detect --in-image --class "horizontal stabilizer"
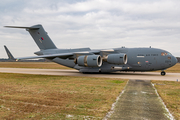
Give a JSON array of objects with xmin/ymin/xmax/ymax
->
[
  {"xmin": 4, "ymin": 24, "xmax": 57, "ymax": 50},
  {"xmin": 4, "ymin": 26, "xmax": 39, "ymax": 30}
]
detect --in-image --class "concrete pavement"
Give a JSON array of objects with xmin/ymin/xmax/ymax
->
[
  {"xmin": 0, "ymin": 68, "xmax": 180, "ymax": 81},
  {"xmin": 107, "ymin": 80, "xmax": 171, "ymax": 120}
]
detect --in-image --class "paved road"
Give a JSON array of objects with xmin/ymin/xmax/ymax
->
[
  {"xmin": 108, "ymin": 80, "xmax": 170, "ymax": 120},
  {"xmin": 0, "ymin": 68, "xmax": 180, "ymax": 81}
]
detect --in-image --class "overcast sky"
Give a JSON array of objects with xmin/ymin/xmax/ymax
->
[{"xmin": 1, "ymin": 0, "xmax": 180, "ymax": 58}]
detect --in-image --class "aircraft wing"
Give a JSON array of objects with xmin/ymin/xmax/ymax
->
[
  {"xmin": 16, "ymin": 53, "xmax": 73, "ymax": 60},
  {"xmin": 16, "ymin": 50, "xmax": 100, "ymax": 61}
]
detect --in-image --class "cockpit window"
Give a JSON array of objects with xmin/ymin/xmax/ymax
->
[
  {"xmin": 161, "ymin": 52, "xmax": 172, "ymax": 56},
  {"xmin": 161, "ymin": 52, "xmax": 165, "ymax": 56},
  {"xmin": 168, "ymin": 53, "xmax": 172, "ymax": 55}
]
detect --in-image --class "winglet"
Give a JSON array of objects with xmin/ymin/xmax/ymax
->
[{"xmin": 4, "ymin": 45, "xmax": 15, "ymax": 60}]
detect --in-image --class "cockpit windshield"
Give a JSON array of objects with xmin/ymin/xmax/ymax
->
[
  {"xmin": 168, "ymin": 52, "xmax": 172, "ymax": 55},
  {"xmin": 161, "ymin": 52, "xmax": 172, "ymax": 56}
]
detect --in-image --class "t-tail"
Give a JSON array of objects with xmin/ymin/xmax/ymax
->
[
  {"xmin": 4, "ymin": 45, "xmax": 15, "ymax": 60},
  {"xmin": 4, "ymin": 24, "xmax": 57, "ymax": 50}
]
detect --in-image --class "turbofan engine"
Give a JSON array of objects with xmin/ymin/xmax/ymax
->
[
  {"xmin": 104, "ymin": 53, "xmax": 127, "ymax": 64},
  {"xmin": 75, "ymin": 55, "xmax": 102, "ymax": 67}
]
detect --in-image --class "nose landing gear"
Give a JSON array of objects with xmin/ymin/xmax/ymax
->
[{"xmin": 161, "ymin": 71, "xmax": 166, "ymax": 76}]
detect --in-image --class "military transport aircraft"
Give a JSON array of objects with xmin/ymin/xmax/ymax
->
[{"xmin": 4, "ymin": 24, "xmax": 177, "ymax": 75}]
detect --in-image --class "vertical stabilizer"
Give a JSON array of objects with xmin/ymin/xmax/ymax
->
[
  {"xmin": 27, "ymin": 24, "xmax": 57, "ymax": 50},
  {"xmin": 4, "ymin": 45, "xmax": 15, "ymax": 60},
  {"xmin": 5, "ymin": 24, "xmax": 57, "ymax": 50}
]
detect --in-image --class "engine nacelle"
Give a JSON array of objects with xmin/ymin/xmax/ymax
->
[
  {"xmin": 105, "ymin": 53, "xmax": 127, "ymax": 65},
  {"xmin": 77, "ymin": 55, "xmax": 102, "ymax": 67}
]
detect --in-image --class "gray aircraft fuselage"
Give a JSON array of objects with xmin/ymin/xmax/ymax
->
[
  {"xmin": 36, "ymin": 47, "xmax": 177, "ymax": 73},
  {"xmin": 4, "ymin": 24, "xmax": 177, "ymax": 75}
]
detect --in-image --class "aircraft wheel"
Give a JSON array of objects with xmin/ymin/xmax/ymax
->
[{"xmin": 161, "ymin": 71, "xmax": 166, "ymax": 76}]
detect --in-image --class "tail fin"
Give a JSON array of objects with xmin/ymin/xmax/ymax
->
[
  {"xmin": 5, "ymin": 24, "xmax": 57, "ymax": 50},
  {"xmin": 4, "ymin": 45, "xmax": 15, "ymax": 60}
]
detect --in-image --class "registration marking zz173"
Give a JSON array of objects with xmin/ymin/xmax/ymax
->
[{"xmin": 39, "ymin": 39, "xmax": 42, "ymax": 43}]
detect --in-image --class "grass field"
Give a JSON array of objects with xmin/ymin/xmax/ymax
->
[
  {"xmin": 0, "ymin": 62, "xmax": 180, "ymax": 119},
  {"xmin": 152, "ymin": 81, "xmax": 180, "ymax": 120},
  {"xmin": 164, "ymin": 63, "xmax": 180, "ymax": 73},
  {"xmin": 0, "ymin": 73, "xmax": 127, "ymax": 119}
]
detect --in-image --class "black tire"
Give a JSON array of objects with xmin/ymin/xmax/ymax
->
[{"xmin": 161, "ymin": 71, "xmax": 166, "ymax": 76}]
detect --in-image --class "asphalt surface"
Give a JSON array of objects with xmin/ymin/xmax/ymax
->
[
  {"xmin": 0, "ymin": 68, "xmax": 180, "ymax": 81},
  {"xmin": 108, "ymin": 80, "xmax": 170, "ymax": 120}
]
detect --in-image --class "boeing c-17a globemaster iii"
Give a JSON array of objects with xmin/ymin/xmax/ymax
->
[{"xmin": 4, "ymin": 24, "xmax": 177, "ymax": 75}]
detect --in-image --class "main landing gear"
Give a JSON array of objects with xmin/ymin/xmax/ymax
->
[{"xmin": 161, "ymin": 71, "xmax": 166, "ymax": 76}]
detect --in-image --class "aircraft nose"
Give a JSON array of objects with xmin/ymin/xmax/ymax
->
[{"xmin": 172, "ymin": 56, "xmax": 177, "ymax": 66}]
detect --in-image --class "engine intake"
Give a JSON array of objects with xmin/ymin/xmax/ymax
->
[
  {"xmin": 76, "ymin": 55, "xmax": 102, "ymax": 67},
  {"xmin": 104, "ymin": 53, "xmax": 127, "ymax": 65}
]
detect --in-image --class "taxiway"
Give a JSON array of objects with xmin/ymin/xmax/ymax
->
[{"xmin": 0, "ymin": 68, "xmax": 179, "ymax": 81}]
